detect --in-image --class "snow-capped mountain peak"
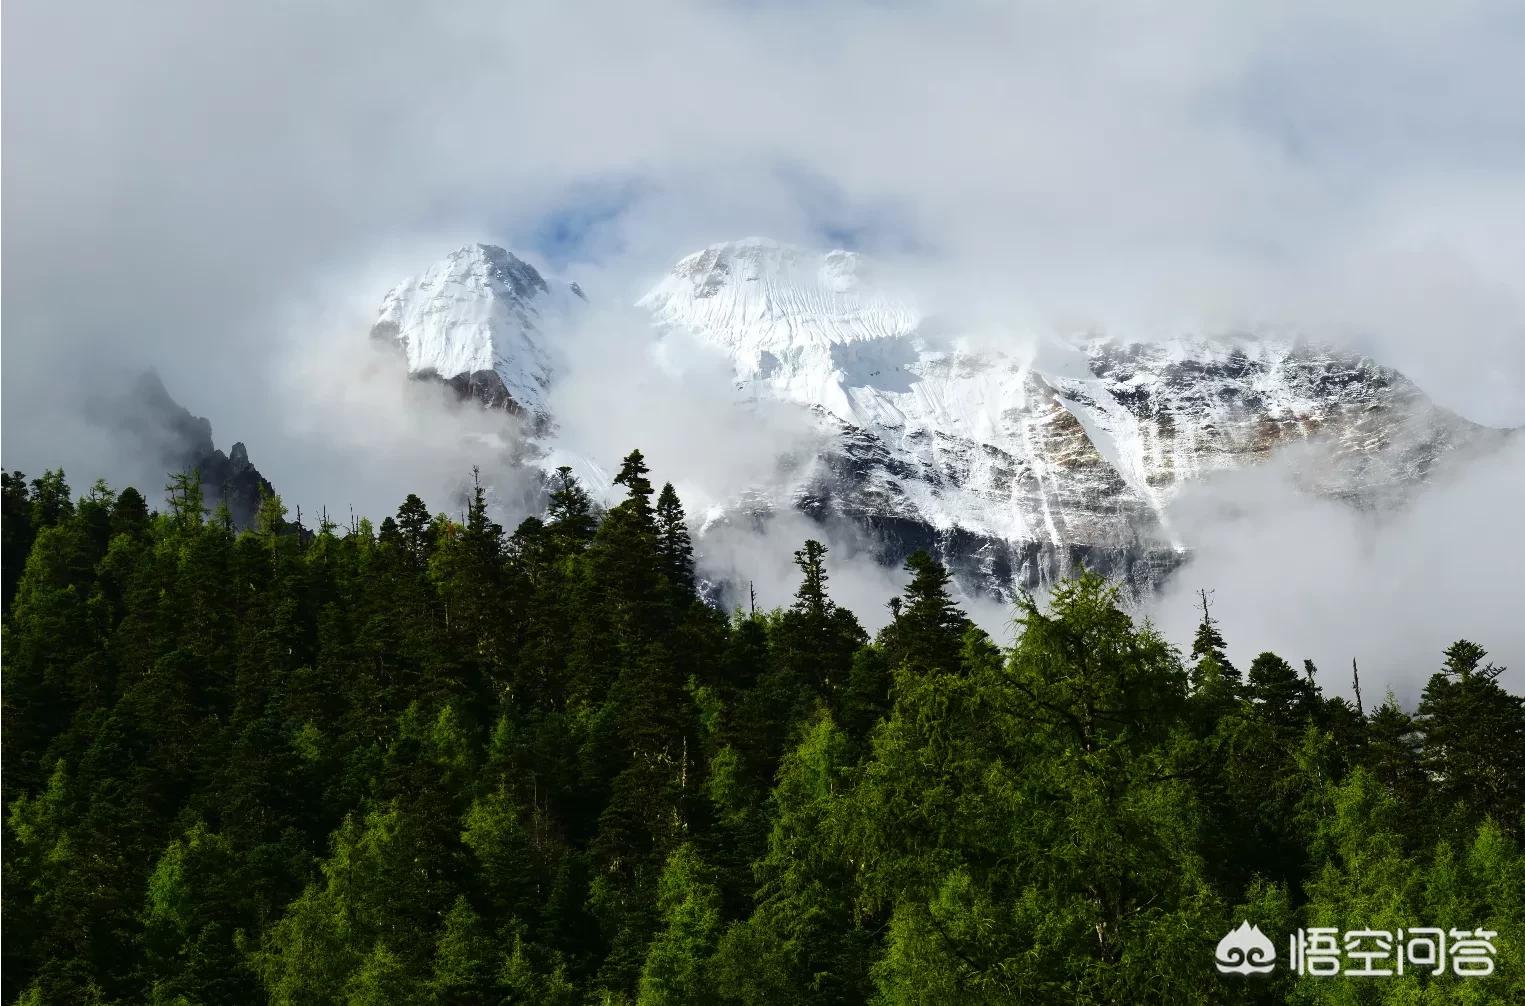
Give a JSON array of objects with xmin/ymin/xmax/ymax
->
[
  {"xmin": 371, "ymin": 243, "xmax": 581, "ymax": 419},
  {"xmin": 373, "ymin": 238, "xmax": 1507, "ymax": 600}
]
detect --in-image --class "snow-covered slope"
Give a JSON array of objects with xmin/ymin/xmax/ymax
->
[
  {"xmin": 371, "ymin": 244, "xmax": 583, "ymax": 422},
  {"xmin": 376, "ymin": 238, "xmax": 1506, "ymax": 599}
]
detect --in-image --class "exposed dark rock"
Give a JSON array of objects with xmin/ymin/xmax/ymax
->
[{"xmin": 100, "ymin": 371, "xmax": 276, "ymax": 528}]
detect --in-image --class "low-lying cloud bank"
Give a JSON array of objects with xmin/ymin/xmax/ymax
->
[{"xmin": 1149, "ymin": 435, "xmax": 1525, "ymax": 702}]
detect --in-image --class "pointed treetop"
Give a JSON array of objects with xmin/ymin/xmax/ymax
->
[
  {"xmin": 1442, "ymin": 640, "xmax": 1494, "ymax": 680},
  {"xmin": 655, "ymin": 482, "xmax": 695, "ymax": 592},
  {"xmin": 791, "ymin": 539, "xmax": 832, "ymax": 620},
  {"xmin": 881, "ymin": 550, "xmax": 970, "ymax": 676},
  {"xmin": 901, "ymin": 551, "xmax": 959, "ymax": 625},
  {"xmin": 547, "ymin": 465, "xmax": 596, "ymax": 545},
  {"xmin": 465, "ymin": 467, "xmax": 501, "ymax": 540},
  {"xmin": 395, "ymin": 493, "xmax": 435, "ymax": 564},
  {"xmin": 1190, "ymin": 588, "xmax": 1237, "ymax": 681}
]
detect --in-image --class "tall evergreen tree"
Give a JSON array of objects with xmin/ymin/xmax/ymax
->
[
  {"xmin": 1246, "ymin": 650, "xmax": 1316, "ymax": 733},
  {"xmin": 164, "ymin": 470, "xmax": 206, "ymax": 531},
  {"xmin": 654, "ymin": 483, "xmax": 695, "ymax": 594},
  {"xmin": 1417, "ymin": 640, "xmax": 1525, "ymax": 837},
  {"xmin": 3, "ymin": 470, "xmax": 36, "ymax": 611},
  {"xmin": 774, "ymin": 540, "xmax": 867, "ymax": 703},
  {"xmin": 1189, "ymin": 587, "xmax": 1238, "ymax": 687},
  {"xmin": 546, "ymin": 466, "xmax": 596, "ymax": 551},
  {"xmin": 877, "ymin": 550, "xmax": 968, "ymax": 678},
  {"xmin": 395, "ymin": 493, "xmax": 435, "ymax": 566}
]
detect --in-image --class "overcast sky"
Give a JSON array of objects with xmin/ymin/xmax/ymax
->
[{"xmin": 4, "ymin": 1, "xmax": 1523, "ymax": 693}]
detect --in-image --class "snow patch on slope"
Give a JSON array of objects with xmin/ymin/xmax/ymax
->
[{"xmin": 372, "ymin": 244, "xmax": 582, "ymax": 418}]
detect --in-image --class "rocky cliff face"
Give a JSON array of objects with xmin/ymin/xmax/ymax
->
[
  {"xmin": 98, "ymin": 371, "xmax": 276, "ymax": 528},
  {"xmin": 373, "ymin": 239, "xmax": 1509, "ymax": 599}
]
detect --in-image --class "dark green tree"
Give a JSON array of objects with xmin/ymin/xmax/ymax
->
[
  {"xmin": 1417, "ymin": 640, "xmax": 1525, "ymax": 837},
  {"xmin": 654, "ymin": 483, "xmax": 695, "ymax": 594},
  {"xmin": 877, "ymin": 550, "xmax": 969, "ymax": 679}
]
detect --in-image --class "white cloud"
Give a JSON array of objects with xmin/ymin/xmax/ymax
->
[{"xmin": 1147, "ymin": 436, "xmax": 1525, "ymax": 700}]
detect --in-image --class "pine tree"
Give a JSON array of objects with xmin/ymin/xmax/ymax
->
[
  {"xmin": 586, "ymin": 449, "xmax": 667, "ymax": 640},
  {"xmin": 546, "ymin": 466, "xmax": 596, "ymax": 551},
  {"xmin": 428, "ymin": 896, "xmax": 498, "ymax": 1003},
  {"xmin": 877, "ymin": 550, "xmax": 968, "ymax": 678},
  {"xmin": 2, "ymin": 470, "xmax": 36, "ymax": 611},
  {"xmin": 654, "ymin": 483, "xmax": 695, "ymax": 594},
  {"xmin": 110, "ymin": 487, "xmax": 151, "ymax": 540},
  {"xmin": 791, "ymin": 540, "xmax": 831, "ymax": 620},
  {"xmin": 852, "ymin": 574, "xmax": 1220, "ymax": 1002},
  {"xmin": 636, "ymin": 844, "xmax": 722, "ymax": 1005},
  {"xmin": 1246, "ymin": 650, "xmax": 1316, "ymax": 733},
  {"xmin": 254, "ymin": 487, "xmax": 288, "ymax": 538},
  {"xmin": 1189, "ymin": 588, "xmax": 1237, "ymax": 686},
  {"xmin": 28, "ymin": 469, "xmax": 74, "ymax": 530},
  {"xmin": 8, "ymin": 465, "xmax": 1525, "ymax": 1004},
  {"xmin": 1417, "ymin": 640, "xmax": 1525, "ymax": 837},
  {"xmin": 613, "ymin": 450, "xmax": 655, "ymax": 516},
  {"xmin": 772, "ymin": 540, "xmax": 867, "ymax": 704},
  {"xmin": 395, "ymin": 493, "xmax": 435, "ymax": 566},
  {"xmin": 712, "ymin": 715, "xmax": 873, "ymax": 1004},
  {"xmin": 1363, "ymin": 696, "xmax": 1427, "ymax": 835}
]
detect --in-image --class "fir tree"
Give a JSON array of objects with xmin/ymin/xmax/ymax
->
[
  {"xmin": 395, "ymin": 493, "xmax": 435, "ymax": 566},
  {"xmin": 1246, "ymin": 650, "xmax": 1316, "ymax": 733},
  {"xmin": 1417, "ymin": 640, "xmax": 1525, "ymax": 837},
  {"xmin": 877, "ymin": 550, "xmax": 968, "ymax": 678},
  {"xmin": 1189, "ymin": 587, "xmax": 1237, "ymax": 685},
  {"xmin": 654, "ymin": 483, "xmax": 695, "ymax": 594},
  {"xmin": 547, "ymin": 466, "xmax": 596, "ymax": 550}
]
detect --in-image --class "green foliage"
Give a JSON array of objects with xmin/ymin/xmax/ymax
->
[
  {"xmin": 4, "ymin": 459, "xmax": 1524, "ymax": 1004},
  {"xmin": 637, "ymin": 844, "xmax": 724, "ymax": 1005}
]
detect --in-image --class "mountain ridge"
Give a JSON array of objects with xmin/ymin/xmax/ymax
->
[{"xmin": 371, "ymin": 239, "xmax": 1510, "ymax": 598}]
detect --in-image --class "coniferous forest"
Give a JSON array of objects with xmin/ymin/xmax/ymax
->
[{"xmin": 4, "ymin": 452, "xmax": 1524, "ymax": 1005}]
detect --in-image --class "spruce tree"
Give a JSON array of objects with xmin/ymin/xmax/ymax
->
[
  {"xmin": 877, "ymin": 550, "xmax": 968, "ymax": 678},
  {"xmin": 1189, "ymin": 587, "xmax": 1237, "ymax": 686},
  {"xmin": 1246, "ymin": 650, "xmax": 1316, "ymax": 733},
  {"xmin": 1417, "ymin": 640, "xmax": 1525, "ymax": 837},
  {"xmin": 772, "ymin": 540, "xmax": 867, "ymax": 704},
  {"xmin": 654, "ymin": 483, "xmax": 695, "ymax": 594},
  {"xmin": 395, "ymin": 493, "xmax": 435, "ymax": 566},
  {"xmin": 546, "ymin": 466, "xmax": 596, "ymax": 551}
]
